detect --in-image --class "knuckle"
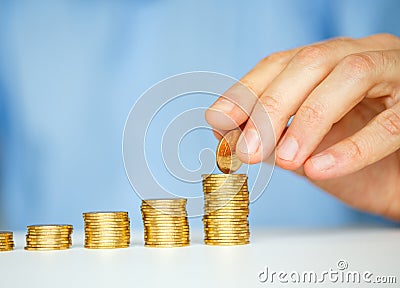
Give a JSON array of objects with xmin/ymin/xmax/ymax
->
[
  {"xmin": 330, "ymin": 36, "xmax": 353, "ymax": 43},
  {"xmin": 344, "ymin": 137, "xmax": 368, "ymax": 161},
  {"xmin": 240, "ymin": 77, "xmax": 258, "ymax": 95},
  {"xmin": 377, "ymin": 33, "xmax": 400, "ymax": 46},
  {"xmin": 376, "ymin": 109, "xmax": 400, "ymax": 136},
  {"xmin": 297, "ymin": 102, "xmax": 326, "ymax": 126},
  {"xmin": 258, "ymin": 95, "xmax": 282, "ymax": 117},
  {"xmin": 340, "ymin": 53, "xmax": 377, "ymax": 79},
  {"xmin": 259, "ymin": 51, "xmax": 290, "ymax": 66},
  {"xmin": 292, "ymin": 45, "xmax": 330, "ymax": 67}
]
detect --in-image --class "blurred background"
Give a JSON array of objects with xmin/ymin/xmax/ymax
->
[{"xmin": 0, "ymin": 0, "xmax": 399, "ymax": 230}]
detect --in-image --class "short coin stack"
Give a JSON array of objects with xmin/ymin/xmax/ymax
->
[
  {"xmin": 202, "ymin": 174, "xmax": 250, "ymax": 245},
  {"xmin": 83, "ymin": 211, "xmax": 130, "ymax": 249},
  {"xmin": 25, "ymin": 225, "xmax": 73, "ymax": 251},
  {"xmin": 0, "ymin": 231, "xmax": 14, "ymax": 251},
  {"xmin": 141, "ymin": 199, "xmax": 190, "ymax": 247}
]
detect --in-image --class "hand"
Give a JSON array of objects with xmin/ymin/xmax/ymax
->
[{"xmin": 206, "ymin": 33, "xmax": 400, "ymax": 221}]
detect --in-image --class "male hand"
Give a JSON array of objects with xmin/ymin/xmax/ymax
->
[{"xmin": 206, "ymin": 34, "xmax": 400, "ymax": 220}]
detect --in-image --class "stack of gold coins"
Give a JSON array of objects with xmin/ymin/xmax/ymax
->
[
  {"xmin": 141, "ymin": 199, "xmax": 190, "ymax": 247},
  {"xmin": 25, "ymin": 225, "xmax": 73, "ymax": 251},
  {"xmin": 83, "ymin": 211, "xmax": 130, "ymax": 249},
  {"xmin": 0, "ymin": 231, "xmax": 14, "ymax": 251},
  {"xmin": 202, "ymin": 174, "xmax": 250, "ymax": 245}
]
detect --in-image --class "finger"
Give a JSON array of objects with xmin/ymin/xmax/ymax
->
[
  {"xmin": 235, "ymin": 38, "xmax": 359, "ymax": 162},
  {"xmin": 304, "ymin": 101, "xmax": 400, "ymax": 179},
  {"xmin": 277, "ymin": 49, "xmax": 400, "ymax": 169},
  {"xmin": 205, "ymin": 49, "xmax": 299, "ymax": 130},
  {"xmin": 235, "ymin": 34, "xmax": 400, "ymax": 163},
  {"xmin": 211, "ymin": 122, "xmax": 247, "ymax": 141}
]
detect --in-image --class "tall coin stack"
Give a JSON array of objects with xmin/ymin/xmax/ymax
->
[
  {"xmin": 0, "ymin": 231, "xmax": 14, "ymax": 251},
  {"xmin": 141, "ymin": 199, "xmax": 190, "ymax": 247},
  {"xmin": 202, "ymin": 174, "xmax": 250, "ymax": 245},
  {"xmin": 25, "ymin": 225, "xmax": 73, "ymax": 251},
  {"xmin": 83, "ymin": 211, "xmax": 130, "ymax": 249}
]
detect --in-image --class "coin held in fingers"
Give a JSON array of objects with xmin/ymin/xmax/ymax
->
[{"xmin": 216, "ymin": 129, "xmax": 243, "ymax": 174}]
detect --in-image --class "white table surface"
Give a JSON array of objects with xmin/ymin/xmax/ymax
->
[{"xmin": 0, "ymin": 228, "xmax": 399, "ymax": 288}]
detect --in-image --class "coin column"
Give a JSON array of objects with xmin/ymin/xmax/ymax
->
[
  {"xmin": 0, "ymin": 231, "xmax": 14, "ymax": 251},
  {"xmin": 141, "ymin": 199, "xmax": 190, "ymax": 247},
  {"xmin": 202, "ymin": 174, "xmax": 250, "ymax": 245},
  {"xmin": 83, "ymin": 212, "xmax": 131, "ymax": 249},
  {"xmin": 25, "ymin": 225, "xmax": 73, "ymax": 251}
]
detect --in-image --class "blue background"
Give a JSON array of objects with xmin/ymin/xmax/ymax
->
[{"xmin": 0, "ymin": 0, "xmax": 399, "ymax": 230}]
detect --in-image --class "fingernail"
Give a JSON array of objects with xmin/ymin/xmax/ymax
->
[
  {"xmin": 211, "ymin": 99, "xmax": 235, "ymax": 113},
  {"xmin": 277, "ymin": 136, "xmax": 298, "ymax": 161},
  {"xmin": 238, "ymin": 129, "xmax": 260, "ymax": 155},
  {"xmin": 310, "ymin": 153, "xmax": 335, "ymax": 171}
]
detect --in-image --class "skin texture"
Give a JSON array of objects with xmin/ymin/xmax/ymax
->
[{"xmin": 206, "ymin": 34, "xmax": 400, "ymax": 221}]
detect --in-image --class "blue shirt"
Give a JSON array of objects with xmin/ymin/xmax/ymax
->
[{"xmin": 0, "ymin": 0, "xmax": 399, "ymax": 229}]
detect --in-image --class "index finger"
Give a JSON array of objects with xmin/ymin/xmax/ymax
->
[{"xmin": 205, "ymin": 49, "xmax": 299, "ymax": 131}]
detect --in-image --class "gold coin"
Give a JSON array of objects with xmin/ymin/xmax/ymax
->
[
  {"xmin": 204, "ymin": 236, "xmax": 249, "ymax": 240},
  {"xmin": 204, "ymin": 191, "xmax": 247, "ymax": 195},
  {"xmin": 204, "ymin": 231, "xmax": 249, "ymax": 235},
  {"xmin": 141, "ymin": 216, "xmax": 186, "ymax": 220},
  {"xmin": 84, "ymin": 225, "xmax": 130, "ymax": 229},
  {"xmin": 144, "ymin": 231, "xmax": 189, "ymax": 235},
  {"xmin": 204, "ymin": 237, "xmax": 249, "ymax": 241},
  {"xmin": 26, "ymin": 243, "xmax": 72, "ymax": 247},
  {"xmin": 144, "ymin": 240, "xmax": 189, "ymax": 245},
  {"xmin": 144, "ymin": 227, "xmax": 188, "ymax": 231},
  {"xmin": 204, "ymin": 202, "xmax": 249, "ymax": 207},
  {"xmin": 84, "ymin": 239, "xmax": 130, "ymax": 242},
  {"xmin": 84, "ymin": 240, "xmax": 130, "ymax": 243},
  {"xmin": 204, "ymin": 210, "xmax": 249, "ymax": 215},
  {"xmin": 83, "ymin": 211, "xmax": 128, "ymax": 215},
  {"xmin": 204, "ymin": 205, "xmax": 249, "ymax": 209},
  {"xmin": 142, "ymin": 199, "xmax": 187, "ymax": 207},
  {"xmin": 202, "ymin": 178, "xmax": 247, "ymax": 182},
  {"xmin": 203, "ymin": 184, "xmax": 246, "ymax": 187},
  {"xmin": 204, "ymin": 234, "xmax": 250, "ymax": 242},
  {"xmin": 145, "ymin": 237, "xmax": 189, "ymax": 242},
  {"xmin": 204, "ymin": 241, "xmax": 249, "ymax": 246},
  {"xmin": 144, "ymin": 231, "xmax": 189, "ymax": 236},
  {"xmin": 203, "ymin": 180, "xmax": 247, "ymax": 184},
  {"xmin": 143, "ymin": 225, "xmax": 188, "ymax": 229},
  {"xmin": 204, "ymin": 223, "xmax": 248, "ymax": 227},
  {"xmin": 25, "ymin": 247, "xmax": 70, "ymax": 251},
  {"xmin": 142, "ymin": 218, "xmax": 188, "ymax": 222},
  {"xmin": 144, "ymin": 243, "xmax": 189, "ymax": 248},
  {"xmin": 85, "ymin": 233, "xmax": 130, "ymax": 237},
  {"xmin": 27, "ymin": 224, "xmax": 72, "ymax": 229},
  {"xmin": 203, "ymin": 213, "xmax": 248, "ymax": 217},
  {"xmin": 216, "ymin": 130, "xmax": 243, "ymax": 174},
  {"xmin": 202, "ymin": 173, "xmax": 247, "ymax": 178},
  {"xmin": 145, "ymin": 234, "xmax": 189, "ymax": 238},
  {"xmin": 84, "ymin": 246, "xmax": 129, "ymax": 249},
  {"xmin": 84, "ymin": 220, "xmax": 129, "ymax": 224},
  {"xmin": 204, "ymin": 229, "xmax": 249, "ymax": 234},
  {"xmin": 27, "ymin": 230, "xmax": 72, "ymax": 234},
  {"xmin": 85, "ymin": 240, "xmax": 129, "ymax": 243},
  {"xmin": 85, "ymin": 235, "xmax": 130, "ymax": 239}
]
